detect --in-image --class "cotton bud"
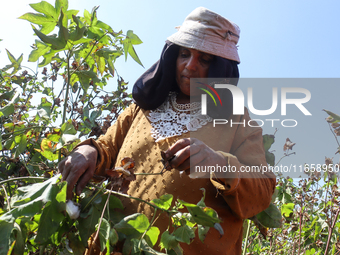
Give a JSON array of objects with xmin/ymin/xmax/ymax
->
[{"xmin": 66, "ymin": 200, "xmax": 81, "ymax": 220}]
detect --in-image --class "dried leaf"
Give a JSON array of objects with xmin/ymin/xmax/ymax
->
[
  {"xmin": 106, "ymin": 157, "xmax": 136, "ymax": 194},
  {"xmin": 283, "ymin": 138, "xmax": 295, "ymax": 152}
]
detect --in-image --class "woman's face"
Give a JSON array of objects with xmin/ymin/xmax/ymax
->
[{"xmin": 176, "ymin": 47, "xmax": 213, "ymax": 97}]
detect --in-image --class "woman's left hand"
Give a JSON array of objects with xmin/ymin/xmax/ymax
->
[{"xmin": 164, "ymin": 138, "xmax": 227, "ymax": 178}]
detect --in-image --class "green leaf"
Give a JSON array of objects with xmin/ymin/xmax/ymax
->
[
  {"xmin": 18, "ymin": 13, "xmax": 54, "ymax": 25},
  {"xmin": 31, "ymin": 24, "xmax": 66, "ymax": 50},
  {"xmin": 78, "ymin": 205, "xmax": 102, "ymax": 247},
  {"xmin": 106, "ymin": 56, "xmax": 115, "ymax": 77},
  {"xmin": 37, "ymin": 97, "xmax": 52, "ymax": 118},
  {"xmin": 38, "ymin": 49, "xmax": 59, "ymax": 67},
  {"xmin": 128, "ymin": 44, "xmax": 143, "ymax": 67},
  {"xmin": 12, "ymin": 222, "xmax": 25, "ymax": 255},
  {"xmin": 29, "ymin": 40, "xmax": 51, "ymax": 62},
  {"xmin": 87, "ymin": 6, "xmax": 97, "ymax": 26},
  {"xmin": 145, "ymin": 226, "xmax": 160, "ymax": 247},
  {"xmin": 159, "ymin": 231, "xmax": 178, "ymax": 250},
  {"xmin": 83, "ymin": 9, "xmax": 91, "ymax": 24},
  {"xmin": 263, "ymin": 134, "xmax": 275, "ymax": 151},
  {"xmin": 30, "ymin": 1, "xmax": 58, "ymax": 19},
  {"xmin": 256, "ymin": 203, "xmax": 282, "ymax": 228},
  {"xmin": 98, "ymin": 218, "xmax": 110, "ymax": 252},
  {"xmin": 265, "ymin": 151, "xmax": 275, "ymax": 166},
  {"xmin": 197, "ymin": 225, "xmax": 209, "ymax": 243},
  {"xmin": 94, "ymin": 55, "xmax": 106, "ymax": 75},
  {"xmin": 5, "ymin": 50, "xmax": 23, "ymax": 74},
  {"xmin": 60, "ymin": 119, "xmax": 77, "ymax": 135},
  {"xmin": 263, "ymin": 134, "xmax": 275, "ymax": 166},
  {"xmin": 151, "ymin": 194, "xmax": 173, "ymax": 210},
  {"xmin": 127, "ymin": 30, "xmax": 143, "ymax": 45},
  {"xmin": 281, "ymin": 203, "xmax": 295, "ymax": 218},
  {"xmin": 58, "ymin": 9, "xmax": 69, "ymax": 41},
  {"xmin": 41, "ymin": 22, "xmax": 57, "ymax": 34},
  {"xmin": 95, "ymin": 20, "xmax": 113, "ymax": 33},
  {"xmin": 114, "ymin": 213, "xmax": 149, "ymax": 237},
  {"xmin": 196, "ymin": 188, "xmax": 207, "ymax": 207},
  {"xmin": 0, "ymin": 103, "xmax": 14, "ymax": 117},
  {"xmin": 178, "ymin": 200, "xmax": 221, "ymax": 227},
  {"xmin": 69, "ymin": 15, "xmax": 85, "ymax": 41},
  {"xmin": 90, "ymin": 109, "xmax": 102, "ymax": 122},
  {"xmin": 324, "ymin": 109, "xmax": 340, "ymax": 122},
  {"xmin": 109, "ymin": 228, "xmax": 118, "ymax": 246},
  {"xmin": 173, "ymin": 225, "xmax": 195, "ymax": 244},
  {"xmin": 74, "ymin": 70, "xmax": 100, "ymax": 92},
  {"xmin": 35, "ymin": 182, "xmax": 67, "ymax": 244},
  {"xmin": 14, "ymin": 134, "xmax": 27, "ymax": 158},
  {"xmin": 65, "ymin": 10, "xmax": 79, "ymax": 20},
  {"xmin": 0, "ymin": 89, "xmax": 16, "ymax": 101},
  {"xmin": 11, "ymin": 175, "xmax": 61, "ymax": 207},
  {"xmin": 68, "ymin": 232, "xmax": 86, "ymax": 255},
  {"xmin": 102, "ymin": 193, "xmax": 124, "ymax": 211},
  {"xmin": 56, "ymin": 134, "xmax": 79, "ymax": 150},
  {"xmin": 0, "ymin": 220, "xmax": 15, "ymax": 255},
  {"xmin": 168, "ymin": 245, "xmax": 183, "ymax": 255},
  {"xmin": 139, "ymin": 239, "xmax": 167, "ymax": 255},
  {"xmin": 122, "ymin": 238, "xmax": 138, "ymax": 255},
  {"xmin": 55, "ymin": 0, "xmax": 68, "ymax": 13}
]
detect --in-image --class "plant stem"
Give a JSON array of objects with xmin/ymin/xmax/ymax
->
[
  {"xmin": 242, "ymin": 219, "xmax": 251, "ymax": 255},
  {"xmin": 0, "ymin": 176, "xmax": 47, "ymax": 186},
  {"xmin": 275, "ymin": 152, "xmax": 296, "ymax": 167},
  {"xmin": 138, "ymin": 208, "xmax": 158, "ymax": 250},
  {"xmin": 324, "ymin": 207, "xmax": 340, "ymax": 255},
  {"xmin": 88, "ymin": 184, "xmax": 177, "ymax": 214},
  {"xmin": 88, "ymin": 186, "xmax": 113, "ymax": 255},
  {"xmin": 39, "ymin": 244, "xmax": 46, "ymax": 255},
  {"xmin": 62, "ymin": 53, "xmax": 72, "ymax": 126},
  {"xmin": 1, "ymin": 185, "xmax": 11, "ymax": 210},
  {"xmin": 59, "ymin": 52, "xmax": 72, "ymax": 162},
  {"xmin": 328, "ymin": 123, "xmax": 340, "ymax": 148},
  {"xmin": 81, "ymin": 184, "xmax": 106, "ymax": 212},
  {"xmin": 297, "ymin": 194, "xmax": 304, "ymax": 255}
]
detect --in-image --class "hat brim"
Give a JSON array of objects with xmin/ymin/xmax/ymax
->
[{"xmin": 167, "ymin": 30, "xmax": 240, "ymax": 63}]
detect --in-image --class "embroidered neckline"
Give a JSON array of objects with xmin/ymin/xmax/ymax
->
[{"xmin": 147, "ymin": 93, "xmax": 213, "ymax": 142}]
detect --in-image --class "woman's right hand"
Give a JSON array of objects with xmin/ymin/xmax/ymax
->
[{"xmin": 58, "ymin": 145, "xmax": 98, "ymax": 199}]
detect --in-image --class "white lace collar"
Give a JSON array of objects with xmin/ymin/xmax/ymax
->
[{"xmin": 147, "ymin": 93, "xmax": 213, "ymax": 142}]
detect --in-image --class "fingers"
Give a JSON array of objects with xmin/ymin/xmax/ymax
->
[
  {"xmin": 165, "ymin": 138, "xmax": 192, "ymax": 159},
  {"xmin": 58, "ymin": 145, "xmax": 98, "ymax": 199},
  {"xmin": 75, "ymin": 160, "xmax": 97, "ymax": 196},
  {"xmin": 165, "ymin": 138, "xmax": 227, "ymax": 178},
  {"xmin": 165, "ymin": 138, "xmax": 202, "ymax": 172}
]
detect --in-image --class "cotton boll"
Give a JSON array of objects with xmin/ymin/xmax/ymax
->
[{"xmin": 66, "ymin": 200, "xmax": 80, "ymax": 220}]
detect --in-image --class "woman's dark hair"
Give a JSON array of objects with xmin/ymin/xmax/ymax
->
[{"xmin": 132, "ymin": 41, "xmax": 239, "ymax": 119}]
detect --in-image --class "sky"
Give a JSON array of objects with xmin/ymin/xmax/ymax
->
[{"xmin": 1, "ymin": 0, "xmax": 339, "ymax": 177}]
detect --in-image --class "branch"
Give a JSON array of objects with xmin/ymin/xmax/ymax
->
[
  {"xmin": 324, "ymin": 207, "xmax": 340, "ymax": 255},
  {"xmin": 298, "ymin": 194, "xmax": 304, "ymax": 255},
  {"xmin": 87, "ymin": 183, "xmax": 177, "ymax": 214},
  {"xmin": 0, "ymin": 176, "xmax": 47, "ymax": 186}
]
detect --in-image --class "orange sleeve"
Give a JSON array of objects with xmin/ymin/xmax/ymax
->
[
  {"xmin": 210, "ymin": 109, "xmax": 277, "ymax": 219},
  {"xmin": 75, "ymin": 104, "xmax": 140, "ymax": 177}
]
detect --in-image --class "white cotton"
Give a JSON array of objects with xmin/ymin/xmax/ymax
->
[{"xmin": 66, "ymin": 200, "xmax": 80, "ymax": 220}]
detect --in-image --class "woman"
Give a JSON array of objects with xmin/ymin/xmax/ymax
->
[{"xmin": 59, "ymin": 7, "xmax": 276, "ymax": 254}]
